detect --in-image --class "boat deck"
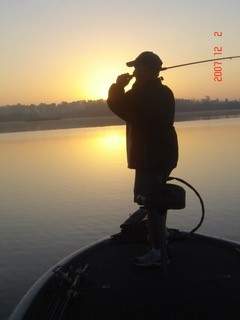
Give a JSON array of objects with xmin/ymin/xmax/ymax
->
[
  {"xmin": 15, "ymin": 230, "xmax": 240, "ymax": 320},
  {"xmin": 65, "ymin": 232, "xmax": 240, "ymax": 319}
]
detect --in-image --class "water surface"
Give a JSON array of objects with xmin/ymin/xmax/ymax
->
[{"xmin": 1, "ymin": 117, "xmax": 240, "ymax": 319}]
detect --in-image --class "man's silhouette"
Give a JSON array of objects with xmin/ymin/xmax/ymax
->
[{"xmin": 107, "ymin": 51, "xmax": 178, "ymax": 266}]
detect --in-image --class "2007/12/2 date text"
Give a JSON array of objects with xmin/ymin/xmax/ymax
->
[{"xmin": 213, "ymin": 32, "xmax": 223, "ymax": 81}]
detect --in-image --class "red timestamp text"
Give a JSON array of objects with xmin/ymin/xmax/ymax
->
[{"xmin": 213, "ymin": 32, "xmax": 223, "ymax": 81}]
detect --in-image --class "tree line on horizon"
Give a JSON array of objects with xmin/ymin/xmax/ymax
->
[{"xmin": 0, "ymin": 97, "xmax": 239, "ymax": 122}]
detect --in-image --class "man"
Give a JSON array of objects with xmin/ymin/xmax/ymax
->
[{"xmin": 107, "ymin": 51, "xmax": 178, "ymax": 267}]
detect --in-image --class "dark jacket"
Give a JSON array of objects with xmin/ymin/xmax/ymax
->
[{"xmin": 107, "ymin": 77, "xmax": 178, "ymax": 170}]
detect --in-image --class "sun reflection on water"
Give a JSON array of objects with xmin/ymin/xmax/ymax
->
[{"xmin": 99, "ymin": 132, "xmax": 125, "ymax": 150}]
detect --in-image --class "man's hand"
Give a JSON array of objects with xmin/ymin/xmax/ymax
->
[{"xmin": 116, "ymin": 73, "xmax": 133, "ymax": 87}]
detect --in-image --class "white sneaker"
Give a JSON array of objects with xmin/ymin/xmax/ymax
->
[{"xmin": 134, "ymin": 249, "xmax": 169, "ymax": 267}]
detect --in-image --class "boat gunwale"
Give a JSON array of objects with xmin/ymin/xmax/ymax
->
[{"xmin": 9, "ymin": 236, "xmax": 110, "ymax": 320}]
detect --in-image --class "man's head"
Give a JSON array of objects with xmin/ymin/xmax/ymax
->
[{"xmin": 126, "ymin": 51, "xmax": 163, "ymax": 82}]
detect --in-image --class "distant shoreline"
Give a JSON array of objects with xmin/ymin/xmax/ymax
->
[{"xmin": 0, "ymin": 109, "xmax": 240, "ymax": 134}]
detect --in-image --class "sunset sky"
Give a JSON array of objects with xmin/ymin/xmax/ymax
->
[{"xmin": 1, "ymin": 0, "xmax": 239, "ymax": 105}]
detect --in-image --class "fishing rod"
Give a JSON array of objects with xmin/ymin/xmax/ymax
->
[
  {"xmin": 160, "ymin": 55, "xmax": 240, "ymax": 71},
  {"xmin": 126, "ymin": 55, "xmax": 240, "ymax": 80}
]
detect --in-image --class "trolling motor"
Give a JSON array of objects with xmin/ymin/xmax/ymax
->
[{"xmin": 111, "ymin": 177, "xmax": 205, "ymax": 243}]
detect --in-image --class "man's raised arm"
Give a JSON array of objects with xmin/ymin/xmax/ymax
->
[{"xmin": 107, "ymin": 73, "xmax": 133, "ymax": 122}]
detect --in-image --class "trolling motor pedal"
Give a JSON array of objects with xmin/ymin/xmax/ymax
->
[{"xmin": 120, "ymin": 206, "xmax": 147, "ymax": 229}]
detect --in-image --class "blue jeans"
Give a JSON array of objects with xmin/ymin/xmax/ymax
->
[{"xmin": 134, "ymin": 168, "xmax": 173, "ymax": 252}]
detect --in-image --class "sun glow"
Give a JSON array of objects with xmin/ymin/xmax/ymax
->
[{"xmin": 78, "ymin": 65, "xmax": 118, "ymax": 100}]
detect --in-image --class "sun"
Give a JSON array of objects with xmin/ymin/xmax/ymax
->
[
  {"xmin": 74, "ymin": 61, "xmax": 134, "ymax": 101},
  {"xmin": 82, "ymin": 67, "xmax": 117, "ymax": 100}
]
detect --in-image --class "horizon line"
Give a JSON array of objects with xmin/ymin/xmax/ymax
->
[{"xmin": 1, "ymin": 96, "xmax": 240, "ymax": 107}]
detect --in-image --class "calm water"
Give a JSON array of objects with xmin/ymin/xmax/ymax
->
[{"xmin": 1, "ymin": 117, "xmax": 240, "ymax": 319}]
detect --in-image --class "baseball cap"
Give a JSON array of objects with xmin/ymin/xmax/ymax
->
[{"xmin": 126, "ymin": 51, "xmax": 163, "ymax": 70}]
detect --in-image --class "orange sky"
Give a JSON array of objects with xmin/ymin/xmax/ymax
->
[{"xmin": 1, "ymin": 0, "xmax": 239, "ymax": 105}]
